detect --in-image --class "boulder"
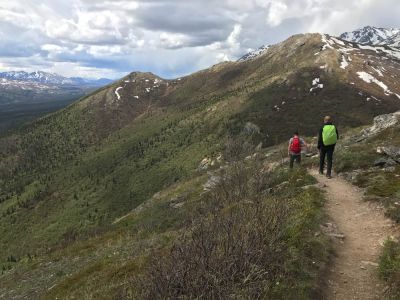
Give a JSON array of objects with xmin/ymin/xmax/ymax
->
[
  {"xmin": 203, "ymin": 174, "xmax": 221, "ymax": 191},
  {"xmin": 199, "ymin": 158, "xmax": 211, "ymax": 170},
  {"xmin": 361, "ymin": 111, "xmax": 400, "ymax": 138},
  {"xmin": 376, "ymin": 146, "xmax": 400, "ymax": 163},
  {"xmin": 374, "ymin": 157, "xmax": 397, "ymax": 167},
  {"xmin": 198, "ymin": 157, "xmax": 217, "ymax": 170}
]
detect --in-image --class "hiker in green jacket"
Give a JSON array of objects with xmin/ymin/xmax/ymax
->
[{"xmin": 318, "ymin": 116, "xmax": 339, "ymax": 179}]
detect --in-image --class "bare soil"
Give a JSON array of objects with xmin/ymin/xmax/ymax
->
[{"xmin": 310, "ymin": 169, "xmax": 398, "ymax": 300}]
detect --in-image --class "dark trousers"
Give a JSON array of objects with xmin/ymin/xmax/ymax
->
[
  {"xmin": 290, "ymin": 154, "xmax": 301, "ymax": 168},
  {"xmin": 319, "ymin": 146, "xmax": 335, "ymax": 176}
]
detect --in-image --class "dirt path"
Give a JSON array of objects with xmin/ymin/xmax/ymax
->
[{"xmin": 310, "ymin": 170, "xmax": 397, "ymax": 300}]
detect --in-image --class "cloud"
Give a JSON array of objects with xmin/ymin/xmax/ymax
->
[{"xmin": 0, "ymin": 0, "xmax": 399, "ymax": 79}]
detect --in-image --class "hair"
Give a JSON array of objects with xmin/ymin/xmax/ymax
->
[
  {"xmin": 294, "ymin": 131, "xmax": 299, "ymax": 135},
  {"xmin": 324, "ymin": 116, "xmax": 332, "ymax": 123}
]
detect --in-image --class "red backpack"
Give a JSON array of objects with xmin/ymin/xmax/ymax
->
[{"xmin": 290, "ymin": 136, "xmax": 301, "ymax": 154}]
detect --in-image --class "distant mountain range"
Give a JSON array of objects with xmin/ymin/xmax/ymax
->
[
  {"xmin": 0, "ymin": 71, "xmax": 113, "ymax": 132},
  {"xmin": 0, "ymin": 70, "xmax": 113, "ymax": 87},
  {"xmin": 340, "ymin": 26, "xmax": 400, "ymax": 47}
]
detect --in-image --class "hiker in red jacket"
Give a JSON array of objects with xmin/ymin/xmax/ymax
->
[{"xmin": 288, "ymin": 131, "xmax": 308, "ymax": 169}]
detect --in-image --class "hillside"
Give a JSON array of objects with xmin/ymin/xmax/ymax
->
[{"xmin": 1, "ymin": 32, "xmax": 400, "ymax": 298}]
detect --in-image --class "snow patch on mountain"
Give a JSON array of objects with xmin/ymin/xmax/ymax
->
[
  {"xmin": 238, "ymin": 45, "xmax": 270, "ymax": 62},
  {"xmin": 340, "ymin": 55, "xmax": 349, "ymax": 69},
  {"xmin": 357, "ymin": 44, "xmax": 400, "ymax": 60},
  {"xmin": 340, "ymin": 26, "xmax": 400, "ymax": 48},
  {"xmin": 115, "ymin": 87, "xmax": 123, "ymax": 100},
  {"xmin": 371, "ymin": 66, "xmax": 384, "ymax": 77},
  {"xmin": 357, "ymin": 71, "xmax": 397, "ymax": 97},
  {"xmin": 310, "ymin": 78, "xmax": 323, "ymax": 92},
  {"xmin": 321, "ymin": 34, "xmax": 334, "ymax": 50},
  {"xmin": 331, "ymin": 37, "xmax": 346, "ymax": 46}
]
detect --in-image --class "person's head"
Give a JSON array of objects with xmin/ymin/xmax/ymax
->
[
  {"xmin": 294, "ymin": 131, "xmax": 299, "ymax": 136},
  {"xmin": 324, "ymin": 116, "xmax": 332, "ymax": 124}
]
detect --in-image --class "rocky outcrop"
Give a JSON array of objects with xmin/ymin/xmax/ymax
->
[
  {"xmin": 377, "ymin": 146, "xmax": 400, "ymax": 164},
  {"xmin": 374, "ymin": 157, "xmax": 397, "ymax": 167},
  {"xmin": 360, "ymin": 111, "xmax": 400, "ymax": 139}
]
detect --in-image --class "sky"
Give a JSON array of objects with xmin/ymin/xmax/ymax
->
[{"xmin": 0, "ymin": 0, "xmax": 399, "ymax": 79}]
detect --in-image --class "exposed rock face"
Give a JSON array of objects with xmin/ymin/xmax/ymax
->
[
  {"xmin": 374, "ymin": 157, "xmax": 397, "ymax": 167},
  {"xmin": 377, "ymin": 146, "xmax": 400, "ymax": 163},
  {"xmin": 199, "ymin": 158, "xmax": 213, "ymax": 170},
  {"xmin": 361, "ymin": 111, "xmax": 400, "ymax": 138},
  {"xmin": 203, "ymin": 173, "xmax": 221, "ymax": 191}
]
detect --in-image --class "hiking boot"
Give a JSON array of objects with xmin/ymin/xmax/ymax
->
[
  {"xmin": 326, "ymin": 174, "xmax": 332, "ymax": 179},
  {"xmin": 319, "ymin": 171, "xmax": 324, "ymax": 175}
]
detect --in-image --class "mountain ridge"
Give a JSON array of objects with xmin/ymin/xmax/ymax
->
[
  {"xmin": 238, "ymin": 26, "xmax": 400, "ymax": 63},
  {"xmin": 340, "ymin": 25, "xmax": 400, "ymax": 47},
  {"xmin": 0, "ymin": 70, "xmax": 113, "ymax": 87}
]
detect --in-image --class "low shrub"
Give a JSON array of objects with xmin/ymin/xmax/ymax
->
[
  {"xmin": 135, "ymin": 157, "xmax": 328, "ymax": 299},
  {"xmin": 379, "ymin": 240, "xmax": 400, "ymax": 298}
]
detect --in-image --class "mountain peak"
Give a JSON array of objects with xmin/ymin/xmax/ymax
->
[
  {"xmin": 340, "ymin": 26, "xmax": 400, "ymax": 47},
  {"xmin": 238, "ymin": 45, "xmax": 270, "ymax": 62}
]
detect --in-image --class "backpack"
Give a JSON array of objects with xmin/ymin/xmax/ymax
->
[
  {"xmin": 322, "ymin": 125, "xmax": 338, "ymax": 146},
  {"xmin": 290, "ymin": 136, "xmax": 301, "ymax": 154}
]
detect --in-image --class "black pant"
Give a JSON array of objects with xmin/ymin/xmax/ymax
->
[
  {"xmin": 290, "ymin": 154, "xmax": 301, "ymax": 168},
  {"xmin": 319, "ymin": 146, "xmax": 335, "ymax": 176}
]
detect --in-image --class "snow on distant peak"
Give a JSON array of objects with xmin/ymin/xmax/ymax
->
[
  {"xmin": 340, "ymin": 26, "xmax": 400, "ymax": 47},
  {"xmin": 238, "ymin": 45, "xmax": 270, "ymax": 62},
  {"xmin": 0, "ymin": 70, "xmax": 112, "ymax": 87}
]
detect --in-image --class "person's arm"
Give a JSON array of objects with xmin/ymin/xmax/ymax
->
[
  {"xmin": 288, "ymin": 138, "xmax": 292, "ymax": 155},
  {"xmin": 317, "ymin": 127, "xmax": 323, "ymax": 149},
  {"xmin": 301, "ymin": 138, "xmax": 308, "ymax": 150}
]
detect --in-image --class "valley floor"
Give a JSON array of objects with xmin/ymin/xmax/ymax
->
[{"xmin": 311, "ymin": 170, "xmax": 398, "ymax": 299}]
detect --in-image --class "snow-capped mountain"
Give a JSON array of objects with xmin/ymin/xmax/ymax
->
[
  {"xmin": 0, "ymin": 70, "xmax": 114, "ymax": 109},
  {"xmin": 384, "ymin": 32, "xmax": 400, "ymax": 48},
  {"xmin": 340, "ymin": 26, "xmax": 400, "ymax": 47},
  {"xmin": 238, "ymin": 45, "xmax": 270, "ymax": 62},
  {"xmin": 0, "ymin": 71, "xmax": 112, "ymax": 87}
]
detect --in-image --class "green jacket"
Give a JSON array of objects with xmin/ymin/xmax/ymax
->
[{"xmin": 318, "ymin": 123, "xmax": 339, "ymax": 149}]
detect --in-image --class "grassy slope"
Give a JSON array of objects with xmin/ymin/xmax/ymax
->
[
  {"xmin": 1, "ymin": 156, "xmax": 331, "ymax": 299},
  {"xmin": 1, "ymin": 33, "xmax": 400, "ymax": 297},
  {"xmin": 335, "ymin": 126, "xmax": 400, "ymax": 222}
]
